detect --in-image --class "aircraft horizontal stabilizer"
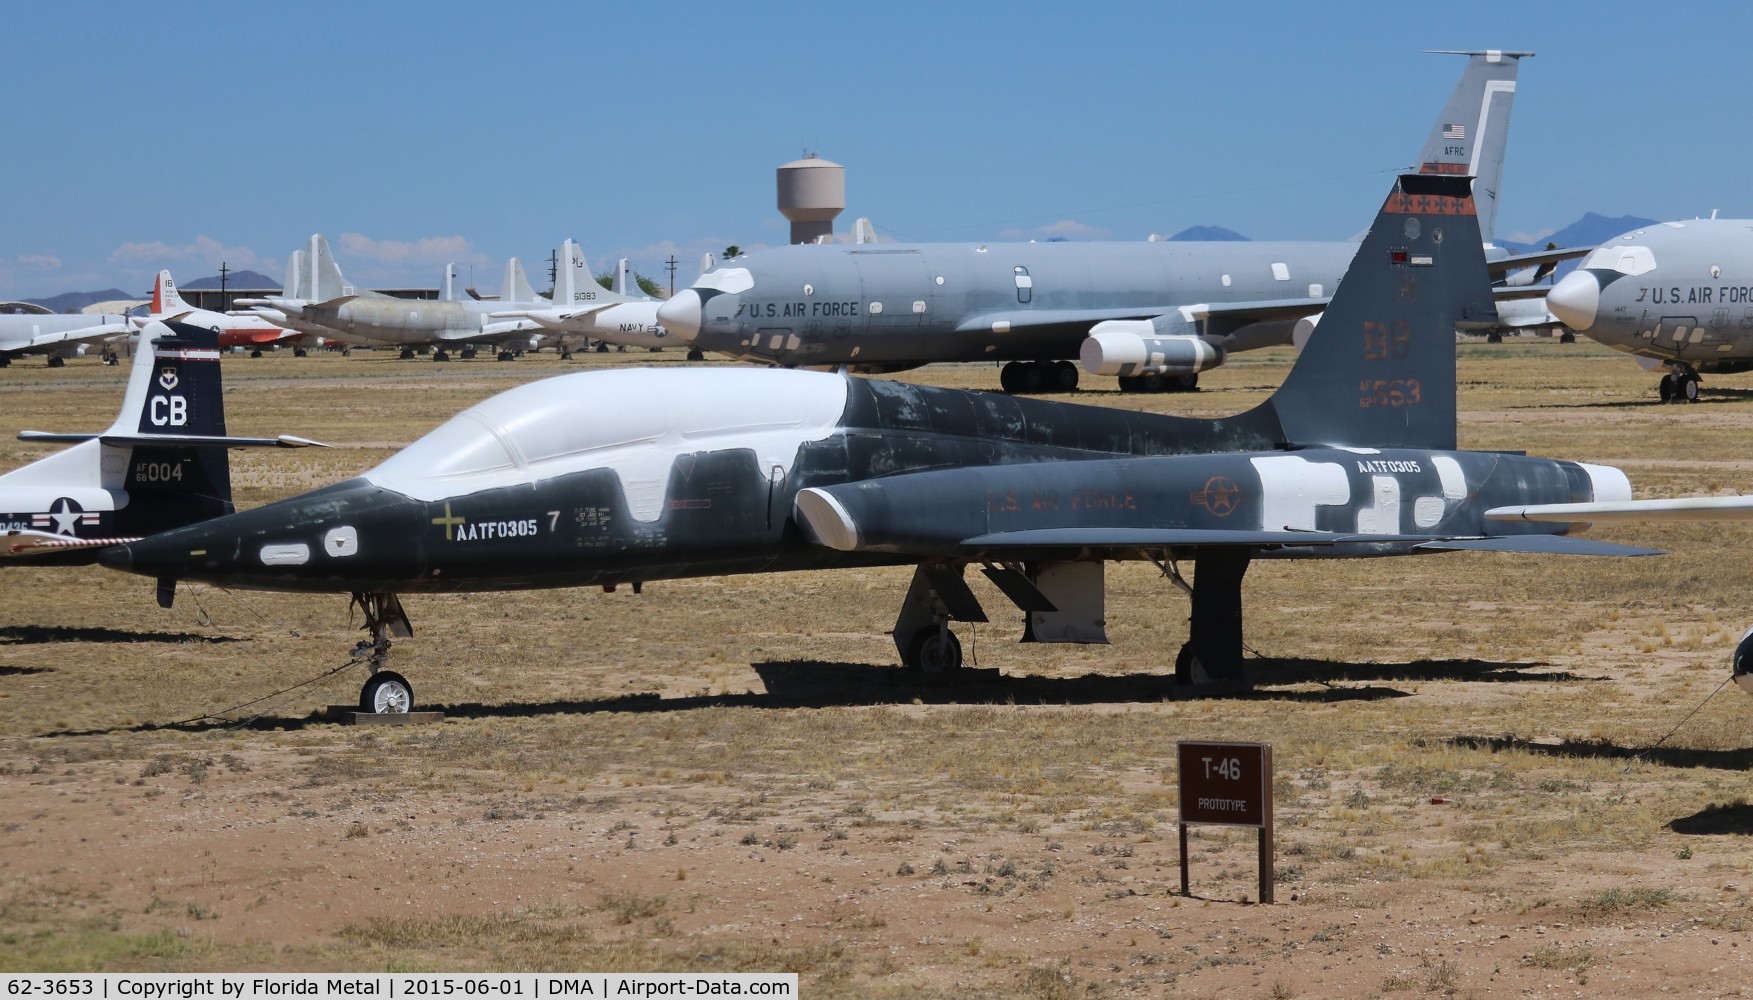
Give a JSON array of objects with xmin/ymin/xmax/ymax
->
[
  {"xmin": 1487, "ymin": 496, "xmax": 1753, "ymax": 523},
  {"xmin": 17, "ymin": 431, "xmax": 329, "ymax": 449},
  {"xmin": 1413, "ymin": 536, "xmax": 1664, "ymax": 556},
  {"xmin": 4, "ymin": 530, "xmax": 142, "ymax": 557}
]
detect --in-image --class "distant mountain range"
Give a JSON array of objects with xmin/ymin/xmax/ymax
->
[
  {"xmin": 179, "ymin": 270, "xmax": 279, "ymax": 291},
  {"xmin": 1496, "ymin": 213, "xmax": 1658, "ymax": 256},
  {"xmin": 1166, "ymin": 225, "xmax": 1249, "ymax": 241}
]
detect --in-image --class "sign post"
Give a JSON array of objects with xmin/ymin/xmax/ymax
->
[{"xmin": 1177, "ymin": 740, "xmax": 1274, "ymax": 904}]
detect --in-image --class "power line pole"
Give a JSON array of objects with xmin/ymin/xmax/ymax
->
[
  {"xmin": 219, "ymin": 261, "xmax": 230, "ymax": 312},
  {"xmin": 665, "ymin": 255, "xmax": 678, "ymax": 296}
]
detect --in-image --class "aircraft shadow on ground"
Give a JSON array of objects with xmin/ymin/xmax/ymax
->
[
  {"xmin": 1447, "ymin": 735, "xmax": 1753, "ymax": 773},
  {"xmin": 0, "ymin": 665, "xmax": 53, "ymax": 676},
  {"xmin": 1668, "ymin": 801, "xmax": 1753, "ymax": 836},
  {"xmin": 45, "ymin": 655, "xmax": 1595, "ymax": 737},
  {"xmin": 0, "ymin": 624, "xmax": 242, "ymax": 646}
]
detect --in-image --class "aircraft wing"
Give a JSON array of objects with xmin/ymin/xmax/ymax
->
[
  {"xmin": 952, "ymin": 529, "xmax": 1659, "ymax": 558},
  {"xmin": 955, "ymin": 297, "xmax": 1328, "ymax": 337},
  {"xmin": 1486, "ymin": 245, "xmax": 1592, "ymax": 281},
  {"xmin": 19, "ymin": 431, "xmax": 328, "ymax": 448},
  {"xmin": 4, "ymin": 530, "xmax": 141, "ymax": 557},
  {"xmin": 1488, "ymin": 496, "xmax": 1753, "ymax": 523},
  {"xmin": 9, "ymin": 321, "xmax": 132, "ymax": 353}
]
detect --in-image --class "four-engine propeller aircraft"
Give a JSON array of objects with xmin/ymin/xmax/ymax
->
[
  {"xmin": 2, "ymin": 322, "xmax": 323, "ymax": 565},
  {"xmin": 98, "ymin": 173, "xmax": 1657, "ymax": 714},
  {"xmin": 1545, "ymin": 218, "xmax": 1753, "ymax": 402},
  {"xmin": 489, "ymin": 241, "xmax": 678, "ymax": 355},
  {"xmin": 235, "ymin": 235, "xmax": 547, "ymax": 361},
  {"xmin": 657, "ymin": 51, "xmax": 1556, "ymax": 394}
]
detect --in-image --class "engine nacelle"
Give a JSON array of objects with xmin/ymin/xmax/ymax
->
[
  {"xmin": 1079, "ymin": 320, "xmax": 1225, "ymax": 377},
  {"xmin": 1291, "ymin": 312, "xmax": 1323, "ymax": 353}
]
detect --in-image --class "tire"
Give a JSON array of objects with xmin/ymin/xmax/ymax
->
[
  {"xmin": 999, "ymin": 361, "xmax": 1023, "ymax": 393},
  {"xmin": 686, "ymin": 349, "xmax": 705, "ymax": 361},
  {"xmin": 433, "ymin": 351, "xmax": 449, "ymax": 362},
  {"xmin": 1173, "ymin": 373, "xmax": 1199, "ymax": 391},
  {"xmin": 360, "ymin": 671, "xmax": 414, "ymax": 714},
  {"xmin": 1559, "ymin": 332, "xmax": 1575, "ymax": 344},
  {"xmin": 1019, "ymin": 363, "xmax": 1047, "ymax": 394},
  {"xmin": 904, "ymin": 628, "xmax": 963, "ymax": 674},
  {"xmin": 1052, "ymin": 360, "xmax": 1079, "ymax": 390},
  {"xmin": 1140, "ymin": 372, "xmax": 1165, "ymax": 392},
  {"xmin": 1659, "ymin": 374, "xmax": 1675, "ymax": 402},
  {"xmin": 1683, "ymin": 376, "xmax": 1700, "ymax": 402}
]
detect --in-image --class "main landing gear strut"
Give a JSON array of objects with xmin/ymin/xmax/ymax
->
[
  {"xmin": 1156, "ymin": 549, "xmax": 1253, "ymax": 689},
  {"xmin": 350, "ymin": 592, "xmax": 415, "ymax": 713}
]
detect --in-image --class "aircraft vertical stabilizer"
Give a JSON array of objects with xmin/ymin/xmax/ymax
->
[
  {"xmin": 1253, "ymin": 173, "xmax": 1495, "ymax": 451},
  {"xmin": 1417, "ymin": 49, "xmax": 1530, "ymax": 243},
  {"xmin": 503, "ymin": 259, "xmax": 539, "ymax": 305},
  {"xmin": 152, "ymin": 271, "xmax": 192, "ymax": 314},
  {"xmin": 307, "ymin": 235, "xmax": 352, "ymax": 301}
]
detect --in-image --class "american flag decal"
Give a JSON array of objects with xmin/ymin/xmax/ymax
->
[{"xmin": 1442, "ymin": 123, "xmax": 1467, "ymax": 140}]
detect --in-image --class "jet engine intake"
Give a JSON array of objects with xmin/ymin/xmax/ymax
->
[{"xmin": 1079, "ymin": 320, "xmax": 1225, "ymax": 377}]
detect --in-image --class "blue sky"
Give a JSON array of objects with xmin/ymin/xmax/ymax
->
[{"xmin": 3, "ymin": 0, "xmax": 1749, "ymax": 301}]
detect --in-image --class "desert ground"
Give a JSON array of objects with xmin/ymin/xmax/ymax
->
[{"xmin": 2, "ymin": 340, "xmax": 1751, "ymax": 997}]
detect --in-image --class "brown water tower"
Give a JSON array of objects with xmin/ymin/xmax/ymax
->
[{"xmin": 776, "ymin": 154, "xmax": 845, "ymax": 244}]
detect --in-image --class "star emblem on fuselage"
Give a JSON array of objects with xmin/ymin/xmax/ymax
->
[
  {"xmin": 47, "ymin": 497, "xmax": 83, "ymax": 535},
  {"xmin": 1191, "ymin": 476, "xmax": 1241, "ymax": 517}
]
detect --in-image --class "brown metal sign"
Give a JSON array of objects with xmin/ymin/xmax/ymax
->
[
  {"xmin": 1178, "ymin": 741, "xmax": 1271, "ymax": 827},
  {"xmin": 1177, "ymin": 740, "xmax": 1274, "ymax": 904}
]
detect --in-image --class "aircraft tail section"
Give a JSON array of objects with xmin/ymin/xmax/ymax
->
[
  {"xmin": 503, "ymin": 258, "xmax": 539, "ymax": 305},
  {"xmin": 1417, "ymin": 49, "xmax": 1529, "ymax": 243},
  {"xmin": 441, "ymin": 264, "xmax": 465, "ymax": 302},
  {"xmin": 151, "ymin": 270, "xmax": 191, "ymax": 315},
  {"xmin": 283, "ymin": 249, "xmax": 309, "ymax": 300},
  {"xmin": 116, "ymin": 322, "xmax": 237, "ymax": 527},
  {"xmin": 555, "ymin": 240, "xmax": 634, "ymax": 308},
  {"xmin": 307, "ymin": 234, "xmax": 354, "ymax": 301},
  {"xmin": 1251, "ymin": 173, "xmax": 1494, "ymax": 451}
]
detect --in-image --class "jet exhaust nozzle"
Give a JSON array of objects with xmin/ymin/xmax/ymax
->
[{"xmin": 1079, "ymin": 323, "xmax": 1224, "ymax": 377}]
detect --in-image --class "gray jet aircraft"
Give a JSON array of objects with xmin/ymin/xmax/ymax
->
[
  {"xmin": 97, "ymin": 172, "xmax": 1653, "ymax": 714},
  {"xmin": 1545, "ymin": 218, "xmax": 1753, "ymax": 402},
  {"xmin": 659, "ymin": 50, "xmax": 1552, "ymax": 393}
]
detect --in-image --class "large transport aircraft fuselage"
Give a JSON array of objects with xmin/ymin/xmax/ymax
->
[
  {"xmin": 105, "ymin": 367, "xmax": 1623, "ymax": 595},
  {"xmin": 1549, "ymin": 219, "xmax": 1753, "ymax": 380},
  {"xmin": 666, "ymin": 241, "xmax": 1356, "ymax": 368}
]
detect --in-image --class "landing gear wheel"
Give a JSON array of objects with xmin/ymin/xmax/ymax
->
[
  {"xmin": 1174, "ymin": 373, "xmax": 1199, "ymax": 391},
  {"xmin": 360, "ymin": 671, "xmax": 413, "ymax": 714},
  {"xmin": 1559, "ymin": 332, "xmax": 1575, "ymax": 344},
  {"xmin": 399, "ymin": 348, "xmax": 416, "ymax": 360},
  {"xmin": 903, "ymin": 627, "xmax": 963, "ymax": 673},
  {"xmin": 1052, "ymin": 359, "xmax": 1079, "ymax": 390},
  {"xmin": 47, "ymin": 356, "xmax": 64, "ymax": 368},
  {"xmin": 1000, "ymin": 361, "xmax": 1023, "ymax": 393},
  {"xmin": 560, "ymin": 351, "xmax": 572, "ymax": 360},
  {"xmin": 496, "ymin": 350, "xmax": 516, "ymax": 362},
  {"xmin": 1682, "ymin": 375, "xmax": 1701, "ymax": 403},
  {"xmin": 595, "ymin": 343, "xmax": 610, "ymax": 353},
  {"xmin": 1117, "ymin": 375, "xmax": 1139, "ymax": 393},
  {"xmin": 250, "ymin": 349, "xmax": 263, "ymax": 358},
  {"xmin": 460, "ymin": 347, "xmax": 477, "ymax": 360},
  {"xmin": 1140, "ymin": 371, "xmax": 1165, "ymax": 392},
  {"xmin": 1486, "ymin": 332, "xmax": 1503, "ymax": 344},
  {"xmin": 686, "ymin": 348, "xmax": 705, "ymax": 361},
  {"xmin": 432, "ymin": 350, "xmax": 450, "ymax": 362},
  {"xmin": 1734, "ymin": 627, "xmax": 1753, "ymax": 695},
  {"xmin": 293, "ymin": 347, "xmax": 308, "ymax": 357},
  {"xmin": 1019, "ymin": 362, "xmax": 1047, "ymax": 393},
  {"xmin": 1659, "ymin": 373, "xmax": 1675, "ymax": 402}
]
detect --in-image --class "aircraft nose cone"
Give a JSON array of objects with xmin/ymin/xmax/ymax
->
[
  {"xmin": 1547, "ymin": 270, "xmax": 1601, "ymax": 333},
  {"xmin": 657, "ymin": 289, "xmax": 703, "ymax": 342}
]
